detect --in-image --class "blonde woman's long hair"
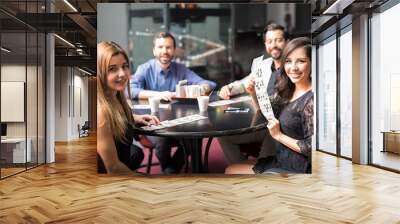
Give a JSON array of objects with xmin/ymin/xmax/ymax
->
[{"xmin": 97, "ymin": 41, "xmax": 133, "ymax": 143}]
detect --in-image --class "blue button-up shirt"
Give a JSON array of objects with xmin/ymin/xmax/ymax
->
[{"xmin": 130, "ymin": 59, "xmax": 216, "ymax": 99}]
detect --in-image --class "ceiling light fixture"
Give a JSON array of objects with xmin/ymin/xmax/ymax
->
[
  {"xmin": 63, "ymin": 0, "xmax": 78, "ymax": 12},
  {"xmin": 323, "ymin": 0, "xmax": 355, "ymax": 15},
  {"xmin": 1, "ymin": 47, "xmax": 11, "ymax": 53},
  {"xmin": 54, "ymin": 34, "xmax": 75, "ymax": 48},
  {"xmin": 78, "ymin": 67, "xmax": 93, "ymax": 76}
]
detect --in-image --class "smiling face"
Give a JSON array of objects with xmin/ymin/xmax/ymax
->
[
  {"xmin": 264, "ymin": 29, "xmax": 287, "ymax": 60},
  {"xmin": 106, "ymin": 53, "xmax": 130, "ymax": 93},
  {"xmin": 153, "ymin": 37, "xmax": 175, "ymax": 67},
  {"xmin": 284, "ymin": 47, "xmax": 311, "ymax": 85}
]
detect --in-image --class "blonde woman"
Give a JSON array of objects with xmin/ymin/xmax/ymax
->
[{"xmin": 97, "ymin": 41, "xmax": 159, "ymax": 174}]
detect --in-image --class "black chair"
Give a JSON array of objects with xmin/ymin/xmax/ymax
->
[{"xmin": 79, "ymin": 121, "xmax": 90, "ymax": 138}]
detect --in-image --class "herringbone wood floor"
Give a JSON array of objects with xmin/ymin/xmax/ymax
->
[{"xmin": 1, "ymin": 135, "xmax": 400, "ymax": 223}]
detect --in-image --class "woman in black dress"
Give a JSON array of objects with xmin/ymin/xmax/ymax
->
[
  {"xmin": 97, "ymin": 41, "xmax": 159, "ymax": 174},
  {"xmin": 226, "ymin": 37, "xmax": 313, "ymax": 174}
]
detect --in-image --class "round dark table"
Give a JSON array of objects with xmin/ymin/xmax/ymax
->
[{"xmin": 132, "ymin": 94, "xmax": 268, "ymax": 173}]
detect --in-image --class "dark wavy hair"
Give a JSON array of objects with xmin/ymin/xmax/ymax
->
[
  {"xmin": 262, "ymin": 23, "xmax": 289, "ymax": 42},
  {"xmin": 275, "ymin": 37, "xmax": 311, "ymax": 104}
]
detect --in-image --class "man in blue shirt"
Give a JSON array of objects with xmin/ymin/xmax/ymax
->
[
  {"xmin": 131, "ymin": 32, "xmax": 216, "ymax": 101},
  {"xmin": 130, "ymin": 32, "xmax": 216, "ymax": 174}
]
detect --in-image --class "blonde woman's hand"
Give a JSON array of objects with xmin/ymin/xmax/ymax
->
[
  {"xmin": 134, "ymin": 114, "xmax": 160, "ymax": 126},
  {"xmin": 218, "ymin": 85, "xmax": 231, "ymax": 99},
  {"xmin": 267, "ymin": 118, "xmax": 282, "ymax": 141}
]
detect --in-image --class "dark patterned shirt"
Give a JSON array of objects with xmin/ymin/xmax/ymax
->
[{"xmin": 253, "ymin": 90, "xmax": 314, "ymax": 173}]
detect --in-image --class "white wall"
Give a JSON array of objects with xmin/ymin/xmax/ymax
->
[
  {"xmin": 54, "ymin": 67, "xmax": 89, "ymax": 141},
  {"xmin": 1, "ymin": 66, "xmax": 26, "ymax": 134},
  {"xmin": 1, "ymin": 63, "xmax": 46, "ymax": 164},
  {"xmin": 54, "ymin": 67, "xmax": 68, "ymax": 141},
  {"xmin": 72, "ymin": 73, "xmax": 89, "ymax": 138},
  {"xmin": 74, "ymin": 74, "xmax": 89, "ymax": 122},
  {"xmin": 1, "ymin": 64, "xmax": 26, "ymax": 81},
  {"xmin": 1, "ymin": 65, "xmax": 32, "ymax": 137}
]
